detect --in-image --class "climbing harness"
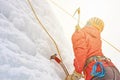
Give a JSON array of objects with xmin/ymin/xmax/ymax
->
[
  {"xmin": 90, "ymin": 57, "xmax": 118, "ymax": 80},
  {"xmin": 48, "ymin": 0, "xmax": 120, "ymax": 54},
  {"xmin": 84, "ymin": 56, "xmax": 111, "ymax": 68},
  {"xmin": 83, "ymin": 56, "xmax": 110, "ymax": 79},
  {"xmin": 84, "ymin": 56, "xmax": 106, "ymax": 71},
  {"xmin": 26, "ymin": 0, "xmax": 69, "ymax": 76}
]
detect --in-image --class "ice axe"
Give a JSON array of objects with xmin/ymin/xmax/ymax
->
[
  {"xmin": 73, "ymin": 7, "xmax": 81, "ymax": 31},
  {"xmin": 50, "ymin": 54, "xmax": 69, "ymax": 76}
]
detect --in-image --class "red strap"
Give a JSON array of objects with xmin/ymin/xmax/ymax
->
[{"xmin": 54, "ymin": 57, "xmax": 61, "ymax": 63}]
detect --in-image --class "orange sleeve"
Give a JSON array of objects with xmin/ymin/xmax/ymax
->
[{"xmin": 72, "ymin": 30, "xmax": 88, "ymax": 74}]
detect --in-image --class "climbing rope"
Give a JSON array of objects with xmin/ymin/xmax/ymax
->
[
  {"xmin": 26, "ymin": 0, "xmax": 70, "ymax": 76},
  {"xmin": 26, "ymin": 0, "xmax": 63, "ymax": 61},
  {"xmin": 47, "ymin": 0, "xmax": 84, "ymax": 26},
  {"xmin": 48, "ymin": 0, "xmax": 120, "ymax": 53},
  {"xmin": 102, "ymin": 38, "xmax": 120, "ymax": 53}
]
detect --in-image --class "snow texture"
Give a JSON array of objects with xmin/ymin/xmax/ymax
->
[{"xmin": 0, "ymin": 0, "xmax": 74, "ymax": 80}]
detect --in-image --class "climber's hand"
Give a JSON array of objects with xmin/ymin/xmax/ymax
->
[
  {"xmin": 65, "ymin": 75, "xmax": 72, "ymax": 80},
  {"xmin": 65, "ymin": 71, "xmax": 82, "ymax": 80},
  {"xmin": 71, "ymin": 70, "xmax": 82, "ymax": 80}
]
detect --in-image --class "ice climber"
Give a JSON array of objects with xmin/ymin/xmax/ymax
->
[{"xmin": 66, "ymin": 17, "xmax": 120, "ymax": 80}]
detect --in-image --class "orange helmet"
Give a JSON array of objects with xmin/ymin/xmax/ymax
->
[{"xmin": 86, "ymin": 17, "xmax": 104, "ymax": 32}]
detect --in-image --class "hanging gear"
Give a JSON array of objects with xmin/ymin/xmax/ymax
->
[
  {"xmin": 91, "ymin": 61, "xmax": 105, "ymax": 78},
  {"xmin": 84, "ymin": 56, "xmax": 111, "ymax": 72},
  {"xmin": 84, "ymin": 56, "xmax": 111, "ymax": 68},
  {"xmin": 83, "ymin": 56, "xmax": 112, "ymax": 79}
]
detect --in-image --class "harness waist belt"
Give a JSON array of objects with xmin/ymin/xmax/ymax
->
[{"xmin": 84, "ymin": 56, "xmax": 111, "ymax": 69}]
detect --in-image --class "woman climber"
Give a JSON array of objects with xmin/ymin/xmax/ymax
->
[{"xmin": 66, "ymin": 17, "xmax": 120, "ymax": 80}]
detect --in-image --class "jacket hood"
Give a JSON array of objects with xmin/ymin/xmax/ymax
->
[{"xmin": 82, "ymin": 26, "xmax": 101, "ymax": 39}]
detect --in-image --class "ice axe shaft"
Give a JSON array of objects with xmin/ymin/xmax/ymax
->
[
  {"xmin": 50, "ymin": 54, "xmax": 69, "ymax": 76},
  {"xmin": 73, "ymin": 7, "xmax": 80, "ymax": 26}
]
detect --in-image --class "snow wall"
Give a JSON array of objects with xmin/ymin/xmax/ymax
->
[{"xmin": 0, "ymin": 0, "xmax": 74, "ymax": 80}]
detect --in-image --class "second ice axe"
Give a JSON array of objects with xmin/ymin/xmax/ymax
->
[{"xmin": 73, "ymin": 7, "xmax": 81, "ymax": 31}]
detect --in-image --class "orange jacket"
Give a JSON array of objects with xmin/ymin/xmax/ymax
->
[{"xmin": 72, "ymin": 26, "xmax": 114, "ymax": 80}]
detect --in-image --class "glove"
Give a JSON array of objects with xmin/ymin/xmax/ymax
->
[
  {"xmin": 65, "ymin": 71, "xmax": 82, "ymax": 80},
  {"xmin": 75, "ymin": 25, "xmax": 81, "ymax": 31},
  {"xmin": 65, "ymin": 75, "xmax": 72, "ymax": 80},
  {"xmin": 71, "ymin": 70, "xmax": 82, "ymax": 80}
]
